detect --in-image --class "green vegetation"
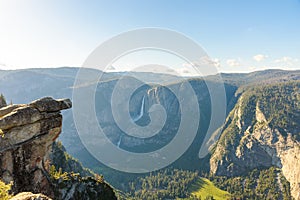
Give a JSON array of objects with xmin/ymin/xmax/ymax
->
[
  {"xmin": 48, "ymin": 142, "xmax": 116, "ymax": 199},
  {"xmin": 48, "ymin": 164, "xmax": 116, "ymax": 199},
  {"xmin": 0, "ymin": 180, "xmax": 12, "ymax": 200},
  {"xmin": 239, "ymin": 81, "xmax": 300, "ymax": 139},
  {"xmin": 218, "ymin": 81, "xmax": 300, "ymax": 150},
  {"xmin": 0, "ymin": 93, "xmax": 7, "ymax": 108},
  {"xmin": 211, "ymin": 167, "xmax": 292, "ymax": 200},
  {"xmin": 211, "ymin": 81, "xmax": 300, "ymax": 188},
  {"xmin": 49, "ymin": 164, "xmax": 104, "ymax": 184},
  {"xmin": 51, "ymin": 141, "xmax": 94, "ymax": 177},
  {"xmin": 255, "ymin": 82, "xmax": 300, "ymax": 140},
  {"xmin": 1, "ymin": 74, "xmax": 298, "ymax": 199},
  {"xmin": 49, "ymin": 141, "xmax": 108, "ymax": 184},
  {"xmin": 123, "ymin": 169, "xmax": 232, "ymax": 200},
  {"xmin": 127, "ymin": 168, "xmax": 199, "ymax": 200},
  {"xmin": 189, "ymin": 178, "xmax": 231, "ymax": 200},
  {"xmin": 49, "ymin": 165, "xmax": 70, "ymax": 181},
  {"xmin": 70, "ymin": 79, "xmax": 300, "ymax": 199}
]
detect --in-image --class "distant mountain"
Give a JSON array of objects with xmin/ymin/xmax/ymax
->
[
  {"xmin": 0, "ymin": 67, "xmax": 299, "ymax": 198},
  {"xmin": 207, "ymin": 69, "xmax": 300, "ymax": 86},
  {"xmin": 210, "ymin": 82, "xmax": 300, "ymax": 199}
]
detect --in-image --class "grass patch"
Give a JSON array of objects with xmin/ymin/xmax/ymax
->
[{"xmin": 189, "ymin": 178, "xmax": 231, "ymax": 200}]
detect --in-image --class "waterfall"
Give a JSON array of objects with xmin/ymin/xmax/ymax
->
[
  {"xmin": 117, "ymin": 135, "xmax": 123, "ymax": 148},
  {"xmin": 133, "ymin": 96, "xmax": 145, "ymax": 122}
]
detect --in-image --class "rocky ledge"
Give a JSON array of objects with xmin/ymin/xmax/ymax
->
[
  {"xmin": 0, "ymin": 97, "xmax": 71, "ymax": 197},
  {"xmin": 0, "ymin": 97, "xmax": 116, "ymax": 199}
]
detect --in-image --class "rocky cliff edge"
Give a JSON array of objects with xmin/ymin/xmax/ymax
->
[{"xmin": 0, "ymin": 97, "xmax": 116, "ymax": 200}]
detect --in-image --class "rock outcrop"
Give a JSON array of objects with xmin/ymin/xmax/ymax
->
[
  {"xmin": 10, "ymin": 192, "xmax": 52, "ymax": 200},
  {"xmin": 210, "ymin": 83, "xmax": 300, "ymax": 199},
  {"xmin": 0, "ymin": 97, "xmax": 71, "ymax": 196},
  {"xmin": 0, "ymin": 97, "xmax": 117, "ymax": 199}
]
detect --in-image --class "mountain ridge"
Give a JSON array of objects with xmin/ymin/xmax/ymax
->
[
  {"xmin": 0, "ymin": 67, "xmax": 299, "ymax": 199},
  {"xmin": 210, "ymin": 81, "xmax": 300, "ymax": 199}
]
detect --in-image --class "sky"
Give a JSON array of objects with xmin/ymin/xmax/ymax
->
[{"xmin": 0, "ymin": 0, "xmax": 300, "ymax": 74}]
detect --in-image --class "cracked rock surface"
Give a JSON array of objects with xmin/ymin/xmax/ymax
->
[{"xmin": 0, "ymin": 97, "xmax": 71, "ymax": 197}]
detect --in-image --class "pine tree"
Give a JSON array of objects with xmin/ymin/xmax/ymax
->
[{"xmin": 0, "ymin": 93, "xmax": 7, "ymax": 108}]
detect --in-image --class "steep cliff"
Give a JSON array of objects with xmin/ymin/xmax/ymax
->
[
  {"xmin": 0, "ymin": 97, "xmax": 116, "ymax": 199},
  {"xmin": 210, "ymin": 82, "xmax": 300, "ymax": 199}
]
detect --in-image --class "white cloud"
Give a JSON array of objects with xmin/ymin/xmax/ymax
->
[
  {"xmin": 212, "ymin": 58, "xmax": 221, "ymax": 68},
  {"xmin": 182, "ymin": 56, "xmax": 221, "ymax": 68},
  {"xmin": 226, "ymin": 59, "xmax": 240, "ymax": 67},
  {"xmin": 180, "ymin": 56, "xmax": 221, "ymax": 76},
  {"xmin": 249, "ymin": 66, "xmax": 257, "ymax": 70},
  {"xmin": 201, "ymin": 57, "xmax": 221, "ymax": 68},
  {"xmin": 274, "ymin": 57, "xmax": 299, "ymax": 69},
  {"xmin": 182, "ymin": 63, "xmax": 191, "ymax": 68},
  {"xmin": 0, "ymin": 61, "xmax": 6, "ymax": 69},
  {"xmin": 274, "ymin": 56, "xmax": 298, "ymax": 64},
  {"xmin": 253, "ymin": 54, "xmax": 268, "ymax": 62},
  {"xmin": 175, "ymin": 67, "xmax": 197, "ymax": 76},
  {"xmin": 179, "ymin": 68, "xmax": 191, "ymax": 74},
  {"xmin": 0, "ymin": 61, "xmax": 16, "ymax": 70}
]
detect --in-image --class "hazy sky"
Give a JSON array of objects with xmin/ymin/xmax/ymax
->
[{"xmin": 0, "ymin": 0, "xmax": 300, "ymax": 73}]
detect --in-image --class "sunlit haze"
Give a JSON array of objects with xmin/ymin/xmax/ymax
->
[{"xmin": 0, "ymin": 0, "xmax": 300, "ymax": 74}]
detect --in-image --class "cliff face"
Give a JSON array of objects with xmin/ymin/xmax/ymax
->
[
  {"xmin": 210, "ymin": 82, "xmax": 300, "ymax": 200},
  {"xmin": 0, "ymin": 97, "xmax": 71, "ymax": 196},
  {"xmin": 0, "ymin": 97, "xmax": 117, "ymax": 200}
]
